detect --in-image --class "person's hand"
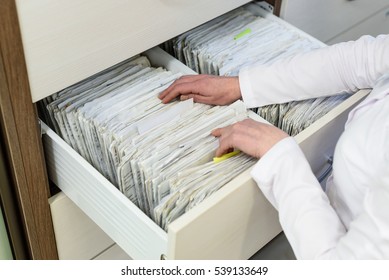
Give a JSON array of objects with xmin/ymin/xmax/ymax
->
[
  {"xmin": 159, "ymin": 74, "xmax": 241, "ymax": 105},
  {"xmin": 212, "ymin": 119, "xmax": 289, "ymax": 158}
]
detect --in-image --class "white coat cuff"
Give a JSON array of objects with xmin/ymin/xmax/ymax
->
[
  {"xmin": 250, "ymin": 137, "xmax": 300, "ymax": 208},
  {"xmin": 239, "ymin": 66, "xmax": 263, "ymax": 108}
]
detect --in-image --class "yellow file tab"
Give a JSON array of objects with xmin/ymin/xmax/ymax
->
[{"xmin": 213, "ymin": 150, "xmax": 240, "ymax": 163}]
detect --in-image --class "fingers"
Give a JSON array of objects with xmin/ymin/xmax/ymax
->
[
  {"xmin": 215, "ymin": 145, "xmax": 234, "ymax": 158},
  {"xmin": 211, "ymin": 120, "xmax": 263, "ymax": 158},
  {"xmin": 180, "ymin": 93, "xmax": 212, "ymax": 104},
  {"xmin": 211, "ymin": 127, "xmax": 222, "ymax": 137},
  {"xmin": 159, "ymin": 75, "xmax": 205, "ymax": 103},
  {"xmin": 159, "ymin": 82, "xmax": 193, "ymax": 104},
  {"xmin": 180, "ymin": 94, "xmax": 194, "ymax": 101},
  {"xmin": 212, "ymin": 126, "xmax": 235, "ymax": 157},
  {"xmin": 159, "ymin": 74, "xmax": 241, "ymax": 106}
]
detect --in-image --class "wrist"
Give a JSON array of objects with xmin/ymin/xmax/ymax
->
[{"xmin": 230, "ymin": 76, "xmax": 242, "ymax": 101}]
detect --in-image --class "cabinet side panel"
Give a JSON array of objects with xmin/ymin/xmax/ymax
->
[{"xmin": 0, "ymin": 0, "xmax": 58, "ymax": 259}]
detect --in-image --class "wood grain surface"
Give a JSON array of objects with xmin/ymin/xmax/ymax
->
[{"xmin": 0, "ymin": 0, "xmax": 58, "ymax": 259}]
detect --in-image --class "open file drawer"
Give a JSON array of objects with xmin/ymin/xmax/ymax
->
[
  {"xmin": 41, "ymin": 46, "xmax": 280, "ymax": 260},
  {"xmin": 41, "ymin": 45, "xmax": 368, "ymax": 259}
]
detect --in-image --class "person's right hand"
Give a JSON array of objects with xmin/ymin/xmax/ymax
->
[
  {"xmin": 212, "ymin": 119, "xmax": 289, "ymax": 158},
  {"xmin": 159, "ymin": 74, "xmax": 242, "ymax": 105}
]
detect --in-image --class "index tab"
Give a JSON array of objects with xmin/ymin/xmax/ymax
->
[
  {"xmin": 234, "ymin": 28, "xmax": 251, "ymax": 40},
  {"xmin": 213, "ymin": 150, "xmax": 240, "ymax": 163}
]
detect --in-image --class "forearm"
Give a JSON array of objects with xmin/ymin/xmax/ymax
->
[
  {"xmin": 251, "ymin": 138, "xmax": 346, "ymax": 259},
  {"xmin": 239, "ymin": 35, "xmax": 389, "ymax": 107}
]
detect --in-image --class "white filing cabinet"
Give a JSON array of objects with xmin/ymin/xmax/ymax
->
[
  {"xmin": 14, "ymin": 0, "xmax": 368, "ymax": 259},
  {"xmin": 280, "ymin": 0, "xmax": 389, "ymax": 44}
]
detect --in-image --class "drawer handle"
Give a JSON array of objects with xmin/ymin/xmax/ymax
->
[{"xmin": 317, "ymin": 156, "xmax": 333, "ymax": 183}]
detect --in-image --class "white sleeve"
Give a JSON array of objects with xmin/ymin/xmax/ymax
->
[
  {"xmin": 252, "ymin": 137, "xmax": 389, "ymax": 259},
  {"xmin": 239, "ymin": 34, "xmax": 389, "ymax": 108}
]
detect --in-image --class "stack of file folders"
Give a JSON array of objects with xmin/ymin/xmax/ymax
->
[
  {"xmin": 162, "ymin": 3, "xmax": 350, "ymax": 136},
  {"xmin": 39, "ymin": 55, "xmax": 256, "ymax": 230}
]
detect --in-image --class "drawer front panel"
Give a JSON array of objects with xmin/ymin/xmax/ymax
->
[
  {"xmin": 49, "ymin": 192, "xmax": 115, "ymax": 260},
  {"xmin": 16, "ymin": 0, "xmax": 251, "ymax": 102},
  {"xmin": 281, "ymin": 0, "xmax": 388, "ymax": 43},
  {"xmin": 168, "ymin": 168, "xmax": 282, "ymax": 259}
]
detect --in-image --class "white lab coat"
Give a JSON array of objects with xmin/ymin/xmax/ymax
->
[{"xmin": 238, "ymin": 34, "xmax": 389, "ymax": 259}]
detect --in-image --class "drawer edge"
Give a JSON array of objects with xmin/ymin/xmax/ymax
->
[
  {"xmin": 168, "ymin": 168, "xmax": 281, "ymax": 259},
  {"xmin": 42, "ymin": 122, "xmax": 167, "ymax": 260},
  {"xmin": 294, "ymin": 89, "xmax": 369, "ymax": 174}
]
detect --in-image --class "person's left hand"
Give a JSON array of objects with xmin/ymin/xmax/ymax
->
[
  {"xmin": 212, "ymin": 119, "xmax": 289, "ymax": 158},
  {"xmin": 158, "ymin": 74, "xmax": 241, "ymax": 105}
]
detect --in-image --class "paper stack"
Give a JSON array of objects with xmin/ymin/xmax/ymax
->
[{"xmin": 163, "ymin": 3, "xmax": 350, "ymax": 136}]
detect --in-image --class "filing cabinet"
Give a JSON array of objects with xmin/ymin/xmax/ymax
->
[{"xmin": 1, "ymin": 0, "xmax": 367, "ymax": 259}]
